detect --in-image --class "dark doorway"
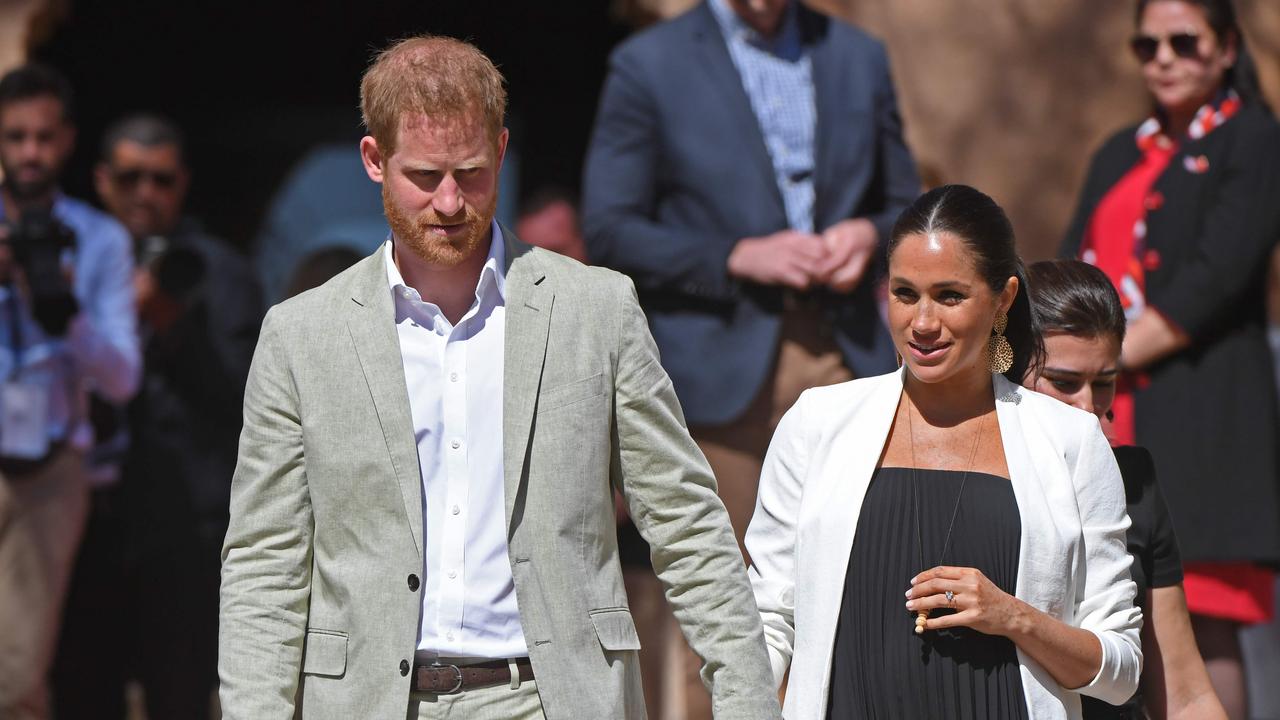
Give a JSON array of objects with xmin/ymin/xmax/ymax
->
[{"xmin": 32, "ymin": 1, "xmax": 630, "ymax": 251}]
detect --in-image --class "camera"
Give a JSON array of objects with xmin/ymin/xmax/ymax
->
[
  {"xmin": 136, "ymin": 234, "xmax": 207, "ymax": 306},
  {"xmin": 2, "ymin": 207, "xmax": 79, "ymax": 336}
]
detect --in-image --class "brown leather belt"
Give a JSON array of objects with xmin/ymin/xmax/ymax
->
[{"xmin": 411, "ymin": 655, "xmax": 534, "ymax": 695}]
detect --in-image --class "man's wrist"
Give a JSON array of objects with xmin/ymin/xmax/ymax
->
[{"xmin": 726, "ymin": 237, "xmax": 756, "ymax": 278}]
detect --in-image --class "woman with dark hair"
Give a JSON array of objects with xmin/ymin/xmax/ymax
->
[
  {"xmin": 1026, "ymin": 259, "xmax": 1227, "ymax": 720},
  {"xmin": 1062, "ymin": 1, "xmax": 1280, "ymax": 714},
  {"xmin": 747, "ymin": 185, "xmax": 1140, "ymax": 719}
]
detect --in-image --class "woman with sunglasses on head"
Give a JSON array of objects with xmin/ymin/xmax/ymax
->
[
  {"xmin": 1025, "ymin": 260, "xmax": 1227, "ymax": 720},
  {"xmin": 747, "ymin": 185, "xmax": 1140, "ymax": 719},
  {"xmin": 1062, "ymin": 2, "xmax": 1280, "ymax": 715}
]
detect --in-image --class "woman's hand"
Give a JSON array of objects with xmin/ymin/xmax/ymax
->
[
  {"xmin": 905, "ymin": 565, "xmax": 1029, "ymax": 636},
  {"xmin": 907, "ymin": 565, "xmax": 1105, "ymax": 691}
]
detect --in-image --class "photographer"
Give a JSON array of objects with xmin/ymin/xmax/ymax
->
[
  {"xmin": 0, "ymin": 64, "xmax": 141, "ymax": 720},
  {"xmin": 50, "ymin": 113, "xmax": 261, "ymax": 720}
]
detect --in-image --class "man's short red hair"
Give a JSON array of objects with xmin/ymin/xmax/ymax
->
[{"xmin": 360, "ymin": 35, "xmax": 507, "ymax": 156}]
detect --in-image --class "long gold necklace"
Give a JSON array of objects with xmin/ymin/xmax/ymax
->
[{"xmin": 905, "ymin": 396, "xmax": 987, "ymax": 635}]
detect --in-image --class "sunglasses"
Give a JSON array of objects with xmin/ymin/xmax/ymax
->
[
  {"xmin": 1130, "ymin": 32, "xmax": 1200, "ymax": 63},
  {"xmin": 112, "ymin": 168, "xmax": 179, "ymax": 190}
]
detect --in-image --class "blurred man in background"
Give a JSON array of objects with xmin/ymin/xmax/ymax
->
[
  {"xmin": 583, "ymin": 0, "xmax": 919, "ymax": 715},
  {"xmin": 51, "ymin": 113, "xmax": 261, "ymax": 720},
  {"xmin": 0, "ymin": 63, "xmax": 141, "ymax": 720}
]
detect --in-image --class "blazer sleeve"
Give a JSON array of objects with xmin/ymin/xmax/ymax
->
[
  {"xmin": 1149, "ymin": 115, "xmax": 1280, "ymax": 339},
  {"xmin": 1069, "ymin": 416, "xmax": 1144, "ymax": 705},
  {"xmin": 581, "ymin": 47, "xmax": 740, "ymax": 303},
  {"xmin": 218, "ymin": 307, "xmax": 313, "ymax": 719},
  {"xmin": 610, "ymin": 275, "xmax": 781, "ymax": 719},
  {"xmin": 861, "ymin": 43, "xmax": 921, "ymax": 246},
  {"xmin": 744, "ymin": 391, "xmax": 811, "ymax": 688}
]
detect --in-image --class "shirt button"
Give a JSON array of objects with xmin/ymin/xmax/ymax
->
[
  {"xmin": 400, "ymin": 659, "xmax": 411, "ymax": 676},
  {"xmin": 407, "ymin": 574, "xmax": 420, "ymax": 591},
  {"xmin": 450, "ymin": 373, "xmax": 458, "ymax": 382},
  {"xmin": 451, "ymin": 505, "xmax": 460, "ymax": 515},
  {"xmin": 451, "ymin": 440, "xmax": 461, "ymax": 450},
  {"xmin": 448, "ymin": 570, "xmax": 457, "ymax": 579}
]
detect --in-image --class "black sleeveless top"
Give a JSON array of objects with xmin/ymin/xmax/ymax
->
[{"xmin": 826, "ymin": 467, "xmax": 1029, "ymax": 719}]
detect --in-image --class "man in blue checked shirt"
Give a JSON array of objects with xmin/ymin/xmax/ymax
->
[
  {"xmin": 0, "ymin": 63, "xmax": 141, "ymax": 720},
  {"xmin": 583, "ymin": 1, "xmax": 919, "ymax": 715}
]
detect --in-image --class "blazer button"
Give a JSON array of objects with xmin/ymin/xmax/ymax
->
[
  {"xmin": 400, "ymin": 659, "xmax": 411, "ymax": 676},
  {"xmin": 407, "ymin": 574, "xmax": 420, "ymax": 591}
]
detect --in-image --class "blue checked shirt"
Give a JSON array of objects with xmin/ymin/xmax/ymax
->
[
  {"xmin": 0, "ymin": 193, "xmax": 141, "ymax": 451},
  {"xmin": 710, "ymin": 0, "xmax": 816, "ymax": 232}
]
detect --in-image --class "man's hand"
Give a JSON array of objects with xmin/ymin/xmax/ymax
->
[
  {"xmin": 816, "ymin": 218, "xmax": 878, "ymax": 293},
  {"xmin": 727, "ymin": 230, "xmax": 828, "ymax": 290}
]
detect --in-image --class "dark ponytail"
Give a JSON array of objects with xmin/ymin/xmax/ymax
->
[
  {"xmin": 1026, "ymin": 260, "xmax": 1127, "ymax": 347},
  {"xmin": 889, "ymin": 185, "xmax": 1044, "ymax": 383}
]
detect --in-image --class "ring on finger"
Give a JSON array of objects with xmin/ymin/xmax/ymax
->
[{"xmin": 944, "ymin": 590, "xmax": 955, "ymax": 606}]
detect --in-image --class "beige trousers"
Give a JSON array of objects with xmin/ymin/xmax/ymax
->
[
  {"xmin": 0, "ymin": 450, "xmax": 89, "ymax": 720},
  {"xmin": 634, "ymin": 306, "xmax": 852, "ymax": 719},
  {"xmin": 408, "ymin": 678, "xmax": 545, "ymax": 720}
]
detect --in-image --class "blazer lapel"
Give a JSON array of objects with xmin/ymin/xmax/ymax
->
[
  {"xmin": 805, "ymin": 369, "xmax": 902, "ymax": 705},
  {"xmin": 346, "ymin": 246, "xmax": 423, "ymax": 557},
  {"xmin": 993, "ymin": 375, "xmax": 1069, "ymax": 617},
  {"xmin": 815, "ymin": 369, "xmax": 902, "ymax": 532},
  {"xmin": 501, "ymin": 231, "xmax": 553, "ymax": 530},
  {"xmin": 691, "ymin": 2, "xmax": 786, "ymax": 221}
]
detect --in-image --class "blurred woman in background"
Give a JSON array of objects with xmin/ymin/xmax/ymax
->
[
  {"xmin": 749, "ymin": 186, "xmax": 1140, "ymax": 719},
  {"xmin": 1062, "ymin": 1, "xmax": 1280, "ymax": 714},
  {"xmin": 1026, "ymin": 259, "xmax": 1226, "ymax": 720}
]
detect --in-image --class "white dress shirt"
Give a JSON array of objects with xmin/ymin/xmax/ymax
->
[{"xmin": 385, "ymin": 223, "xmax": 527, "ymax": 659}]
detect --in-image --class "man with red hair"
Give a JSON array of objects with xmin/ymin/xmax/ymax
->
[{"xmin": 219, "ymin": 35, "xmax": 779, "ymax": 720}]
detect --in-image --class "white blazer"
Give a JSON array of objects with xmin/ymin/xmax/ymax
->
[{"xmin": 745, "ymin": 369, "xmax": 1141, "ymax": 720}]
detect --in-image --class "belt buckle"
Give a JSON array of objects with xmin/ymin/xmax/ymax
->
[{"xmin": 429, "ymin": 662, "xmax": 464, "ymax": 695}]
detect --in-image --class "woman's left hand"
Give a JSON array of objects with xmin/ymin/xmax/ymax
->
[{"xmin": 906, "ymin": 565, "xmax": 1029, "ymax": 636}]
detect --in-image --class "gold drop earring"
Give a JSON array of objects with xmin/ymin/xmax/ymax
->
[{"xmin": 987, "ymin": 313, "xmax": 1013, "ymax": 374}]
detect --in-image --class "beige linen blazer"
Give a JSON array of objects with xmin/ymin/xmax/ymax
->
[
  {"xmin": 745, "ymin": 370, "xmax": 1142, "ymax": 720},
  {"xmin": 218, "ymin": 231, "xmax": 781, "ymax": 720}
]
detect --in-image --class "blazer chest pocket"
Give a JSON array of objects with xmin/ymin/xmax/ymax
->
[
  {"xmin": 589, "ymin": 608, "xmax": 642, "ymax": 651},
  {"xmin": 537, "ymin": 372, "xmax": 605, "ymax": 415},
  {"xmin": 302, "ymin": 628, "xmax": 348, "ymax": 677}
]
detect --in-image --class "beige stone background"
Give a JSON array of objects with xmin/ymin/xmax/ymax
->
[
  {"xmin": 641, "ymin": 0, "xmax": 1280, "ymax": 260},
  {"xmin": 4, "ymin": 0, "xmax": 1279, "ymax": 259}
]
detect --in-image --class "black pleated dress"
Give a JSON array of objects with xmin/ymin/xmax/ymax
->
[{"xmin": 826, "ymin": 467, "xmax": 1029, "ymax": 719}]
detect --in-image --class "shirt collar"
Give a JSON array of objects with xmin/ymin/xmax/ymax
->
[
  {"xmin": 710, "ymin": 0, "xmax": 800, "ymax": 54},
  {"xmin": 385, "ymin": 220, "xmax": 507, "ymax": 308}
]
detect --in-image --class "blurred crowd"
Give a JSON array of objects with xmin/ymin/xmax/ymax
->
[{"xmin": 0, "ymin": 0, "xmax": 1278, "ymax": 718}]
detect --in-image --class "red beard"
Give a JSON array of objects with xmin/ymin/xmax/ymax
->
[{"xmin": 383, "ymin": 183, "xmax": 494, "ymax": 267}]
